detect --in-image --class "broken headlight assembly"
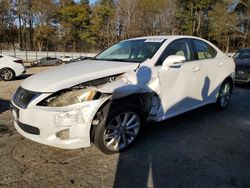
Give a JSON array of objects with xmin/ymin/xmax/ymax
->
[{"xmin": 38, "ymin": 88, "xmax": 101, "ymax": 107}]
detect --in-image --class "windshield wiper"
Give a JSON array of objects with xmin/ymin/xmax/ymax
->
[
  {"xmin": 103, "ymin": 58, "xmax": 141, "ymax": 63},
  {"xmin": 90, "ymin": 57, "xmax": 98, "ymax": 60},
  {"xmin": 90, "ymin": 57, "xmax": 141, "ymax": 63}
]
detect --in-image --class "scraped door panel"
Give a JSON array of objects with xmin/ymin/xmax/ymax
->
[{"xmin": 159, "ymin": 61, "xmax": 206, "ymax": 115}]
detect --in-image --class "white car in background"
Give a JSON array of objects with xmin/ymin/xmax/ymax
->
[
  {"xmin": 59, "ymin": 56, "xmax": 72, "ymax": 62},
  {"xmin": 11, "ymin": 36, "xmax": 235, "ymax": 154},
  {"xmin": 0, "ymin": 54, "xmax": 26, "ymax": 81}
]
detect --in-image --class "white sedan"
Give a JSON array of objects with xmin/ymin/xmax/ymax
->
[
  {"xmin": 11, "ymin": 36, "xmax": 235, "ymax": 154},
  {"xmin": 59, "ymin": 56, "xmax": 72, "ymax": 62},
  {"xmin": 0, "ymin": 54, "xmax": 26, "ymax": 81}
]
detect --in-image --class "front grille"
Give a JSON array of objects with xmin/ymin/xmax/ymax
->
[
  {"xmin": 236, "ymin": 65, "xmax": 250, "ymax": 70},
  {"xmin": 17, "ymin": 121, "xmax": 40, "ymax": 135},
  {"xmin": 235, "ymin": 69, "xmax": 250, "ymax": 81},
  {"xmin": 13, "ymin": 87, "xmax": 40, "ymax": 109}
]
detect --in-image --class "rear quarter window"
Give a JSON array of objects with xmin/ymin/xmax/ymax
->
[{"xmin": 192, "ymin": 39, "xmax": 217, "ymax": 60}]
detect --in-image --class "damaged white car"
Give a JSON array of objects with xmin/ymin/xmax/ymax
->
[{"xmin": 11, "ymin": 36, "xmax": 235, "ymax": 154}]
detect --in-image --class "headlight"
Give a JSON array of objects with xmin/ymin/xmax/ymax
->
[{"xmin": 42, "ymin": 88, "xmax": 98, "ymax": 107}]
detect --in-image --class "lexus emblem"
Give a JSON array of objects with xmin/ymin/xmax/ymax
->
[
  {"xmin": 18, "ymin": 90, "xmax": 25, "ymax": 100},
  {"xmin": 238, "ymin": 70, "xmax": 245, "ymax": 75}
]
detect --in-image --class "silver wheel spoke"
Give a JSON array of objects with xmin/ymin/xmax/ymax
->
[
  {"xmin": 126, "ymin": 115, "xmax": 136, "ymax": 126},
  {"xmin": 126, "ymin": 123, "xmax": 140, "ymax": 130},
  {"xmin": 108, "ymin": 124, "xmax": 118, "ymax": 131},
  {"xmin": 115, "ymin": 115, "xmax": 122, "ymax": 126},
  {"xmin": 122, "ymin": 113, "xmax": 129, "ymax": 126},
  {"xmin": 104, "ymin": 131, "xmax": 117, "ymax": 139},
  {"xmin": 107, "ymin": 137, "xmax": 117, "ymax": 146},
  {"xmin": 126, "ymin": 131, "xmax": 137, "ymax": 138},
  {"xmin": 114, "ymin": 136, "xmax": 121, "ymax": 150}
]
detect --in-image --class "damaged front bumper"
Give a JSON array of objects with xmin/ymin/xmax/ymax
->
[{"xmin": 11, "ymin": 98, "xmax": 108, "ymax": 149}]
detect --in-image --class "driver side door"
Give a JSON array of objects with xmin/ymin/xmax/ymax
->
[{"xmin": 157, "ymin": 39, "xmax": 206, "ymax": 117}]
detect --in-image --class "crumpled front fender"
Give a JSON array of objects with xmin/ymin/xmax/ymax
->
[{"xmin": 97, "ymin": 66, "xmax": 159, "ymax": 99}]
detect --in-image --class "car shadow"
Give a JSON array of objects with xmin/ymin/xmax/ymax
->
[
  {"xmin": 113, "ymin": 95, "xmax": 250, "ymax": 187},
  {"xmin": 0, "ymin": 99, "xmax": 14, "ymax": 135},
  {"xmin": 112, "ymin": 102, "xmax": 217, "ymax": 187},
  {"xmin": 0, "ymin": 98, "xmax": 10, "ymax": 114},
  {"xmin": 235, "ymin": 83, "xmax": 250, "ymax": 89},
  {"xmin": 15, "ymin": 74, "xmax": 33, "ymax": 80}
]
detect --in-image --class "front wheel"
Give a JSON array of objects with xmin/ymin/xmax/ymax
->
[
  {"xmin": 93, "ymin": 102, "xmax": 142, "ymax": 154},
  {"xmin": 216, "ymin": 80, "xmax": 232, "ymax": 110}
]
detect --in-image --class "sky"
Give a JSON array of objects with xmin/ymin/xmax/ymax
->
[
  {"xmin": 74, "ymin": 0, "xmax": 97, "ymax": 4},
  {"xmin": 89, "ymin": 0, "xmax": 97, "ymax": 4}
]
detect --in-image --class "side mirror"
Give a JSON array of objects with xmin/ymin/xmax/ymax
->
[{"xmin": 162, "ymin": 55, "xmax": 186, "ymax": 69}]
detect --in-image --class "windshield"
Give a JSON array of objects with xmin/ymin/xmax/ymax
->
[
  {"xmin": 234, "ymin": 49, "xmax": 250, "ymax": 59},
  {"xmin": 94, "ymin": 39, "xmax": 166, "ymax": 63}
]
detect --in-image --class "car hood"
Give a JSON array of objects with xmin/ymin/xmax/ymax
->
[
  {"xmin": 234, "ymin": 59, "xmax": 250, "ymax": 67},
  {"xmin": 21, "ymin": 60, "xmax": 139, "ymax": 92}
]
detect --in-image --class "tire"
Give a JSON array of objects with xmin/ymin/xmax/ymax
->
[
  {"xmin": 0, "ymin": 68, "xmax": 15, "ymax": 81},
  {"xmin": 216, "ymin": 79, "xmax": 233, "ymax": 110},
  {"xmin": 56, "ymin": 60, "xmax": 64, "ymax": 66},
  {"xmin": 37, "ymin": 62, "xmax": 42, "ymax": 67},
  {"xmin": 92, "ymin": 102, "xmax": 143, "ymax": 154}
]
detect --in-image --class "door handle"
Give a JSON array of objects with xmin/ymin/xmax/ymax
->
[{"xmin": 192, "ymin": 67, "xmax": 200, "ymax": 72}]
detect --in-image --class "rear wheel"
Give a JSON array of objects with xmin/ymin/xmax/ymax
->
[
  {"xmin": 56, "ymin": 61, "xmax": 63, "ymax": 66},
  {"xmin": 37, "ymin": 62, "xmax": 42, "ymax": 67},
  {"xmin": 0, "ymin": 68, "xmax": 15, "ymax": 81},
  {"xmin": 216, "ymin": 80, "xmax": 232, "ymax": 110},
  {"xmin": 93, "ymin": 102, "xmax": 142, "ymax": 154}
]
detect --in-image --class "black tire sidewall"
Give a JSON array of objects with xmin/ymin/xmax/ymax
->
[{"xmin": 93, "ymin": 101, "xmax": 143, "ymax": 154}]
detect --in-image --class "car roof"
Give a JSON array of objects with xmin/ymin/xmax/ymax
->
[
  {"xmin": 0, "ymin": 54, "xmax": 20, "ymax": 59},
  {"xmin": 239, "ymin": 48, "xmax": 250, "ymax": 51},
  {"xmin": 0, "ymin": 54, "xmax": 11, "ymax": 57},
  {"xmin": 124, "ymin": 35, "xmax": 204, "ymax": 41}
]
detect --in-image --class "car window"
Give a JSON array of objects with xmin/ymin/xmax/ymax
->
[
  {"xmin": 157, "ymin": 39, "xmax": 191, "ymax": 65},
  {"xmin": 46, "ymin": 57, "xmax": 55, "ymax": 60},
  {"xmin": 192, "ymin": 39, "xmax": 217, "ymax": 60}
]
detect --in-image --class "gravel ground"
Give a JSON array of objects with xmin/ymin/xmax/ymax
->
[{"xmin": 0, "ymin": 67, "xmax": 250, "ymax": 188}]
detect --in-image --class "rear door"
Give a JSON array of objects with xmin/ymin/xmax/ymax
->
[
  {"xmin": 47, "ymin": 57, "xmax": 55, "ymax": 65},
  {"xmin": 190, "ymin": 39, "xmax": 219, "ymax": 102}
]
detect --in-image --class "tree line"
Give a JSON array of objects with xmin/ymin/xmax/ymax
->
[{"xmin": 0, "ymin": 0, "xmax": 249, "ymax": 53}]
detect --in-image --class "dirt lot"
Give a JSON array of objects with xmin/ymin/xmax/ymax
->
[{"xmin": 0, "ymin": 67, "xmax": 250, "ymax": 188}]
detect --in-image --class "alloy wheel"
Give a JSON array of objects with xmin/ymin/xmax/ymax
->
[
  {"xmin": 219, "ymin": 82, "xmax": 231, "ymax": 108},
  {"xmin": 103, "ymin": 111, "xmax": 141, "ymax": 151},
  {"xmin": 0, "ymin": 69, "xmax": 13, "ymax": 81}
]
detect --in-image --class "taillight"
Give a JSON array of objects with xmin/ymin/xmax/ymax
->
[{"xmin": 14, "ymin": 60, "xmax": 23, "ymax": 64}]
